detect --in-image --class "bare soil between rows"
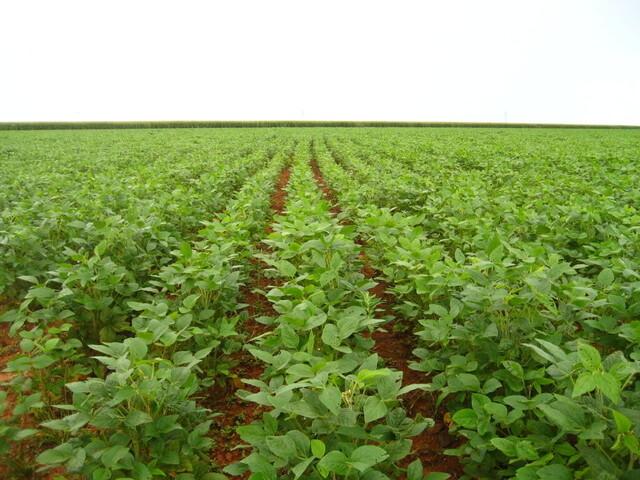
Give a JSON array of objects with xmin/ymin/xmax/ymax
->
[
  {"xmin": 309, "ymin": 154, "xmax": 463, "ymax": 479},
  {"xmin": 206, "ymin": 165, "xmax": 292, "ymax": 475}
]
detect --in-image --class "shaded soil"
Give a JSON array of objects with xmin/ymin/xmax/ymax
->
[
  {"xmin": 264, "ymin": 164, "xmax": 291, "ymax": 234},
  {"xmin": 0, "ymin": 322, "xmax": 19, "ymax": 384},
  {"xmin": 0, "ymin": 310, "xmax": 69, "ymax": 480},
  {"xmin": 368, "ymin": 286, "xmax": 463, "ymax": 476},
  {"xmin": 309, "ymin": 158, "xmax": 463, "ymax": 478},
  {"xmin": 208, "ymin": 165, "xmax": 291, "ymax": 475},
  {"xmin": 204, "ymin": 356, "xmax": 266, "ymax": 470}
]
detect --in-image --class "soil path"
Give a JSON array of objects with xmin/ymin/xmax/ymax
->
[
  {"xmin": 308, "ymin": 147, "xmax": 463, "ymax": 478},
  {"xmin": 207, "ymin": 165, "xmax": 291, "ymax": 473}
]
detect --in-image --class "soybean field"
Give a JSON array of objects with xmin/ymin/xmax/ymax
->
[{"xmin": 1, "ymin": 127, "xmax": 639, "ymax": 480}]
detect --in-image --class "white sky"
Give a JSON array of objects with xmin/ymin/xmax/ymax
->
[{"xmin": 1, "ymin": 0, "xmax": 639, "ymax": 125}]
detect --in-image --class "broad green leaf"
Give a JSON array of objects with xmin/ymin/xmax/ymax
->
[
  {"xmin": 317, "ymin": 450, "xmax": 349, "ymax": 477},
  {"xmin": 572, "ymin": 372, "xmax": 597, "ymax": 397},
  {"xmin": 425, "ymin": 474, "xmax": 450, "ymax": 480},
  {"xmin": 594, "ymin": 371, "xmax": 621, "ymax": 403},
  {"xmin": 321, "ymin": 323, "xmax": 339, "ymax": 348},
  {"xmin": 578, "ymin": 343, "xmax": 601, "ymax": 371},
  {"xmin": 101, "ymin": 445, "xmax": 131, "ymax": 468},
  {"xmin": 349, "ymin": 445, "xmax": 389, "ymax": 472},
  {"xmin": 490, "ymin": 437, "xmax": 516, "ymax": 457},
  {"xmin": 364, "ymin": 396, "xmax": 388, "ymax": 423},
  {"xmin": 597, "ymin": 268, "xmax": 615, "ymax": 288},
  {"xmin": 37, "ymin": 443, "xmax": 76, "ymax": 465},
  {"xmin": 292, "ymin": 457, "xmax": 314, "ymax": 479},
  {"xmin": 451, "ymin": 408, "xmax": 477, "ymax": 429},
  {"xmin": 266, "ymin": 435, "xmax": 298, "ymax": 460},
  {"xmin": 319, "ymin": 386, "xmax": 341, "ymax": 416},
  {"xmin": 182, "ymin": 294, "xmax": 200, "ymax": 310},
  {"xmin": 536, "ymin": 464, "xmax": 572, "ymax": 480},
  {"xmin": 311, "ymin": 439, "xmax": 326, "ymax": 458},
  {"xmin": 407, "ymin": 459, "xmax": 423, "ymax": 480},
  {"xmin": 277, "ymin": 260, "xmax": 297, "ymax": 277},
  {"xmin": 124, "ymin": 337, "xmax": 148, "ymax": 360},
  {"xmin": 125, "ymin": 409, "xmax": 153, "ymax": 427},
  {"xmin": 612, "ymin": 410, "xmax": 632, "ymax": 433},
  {"xmin": 502, "ymin": 360, "xmax": 524, "ymax": 379},
  {"xmin": 537, "ymin": 404, "xmax": 581, "ymax": 432},
  {"xmin": 92, "ymin": 468, "xmax": 111, "ymax": 480}
]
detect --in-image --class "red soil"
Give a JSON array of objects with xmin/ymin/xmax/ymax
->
[
  {"xmin": 208, "ymin": 165, "xmax": 292, "ymax": 475},
  {"xmin": 265, "ymin": 165, "xmax": 291, "ymax": 234},
  {"xmin": 0, "ymin": 322, "xmax": 18, "ymax": 384},
  {"xmin": 310, "ymin": 156, "xmax": 342, "ymax": 216}
]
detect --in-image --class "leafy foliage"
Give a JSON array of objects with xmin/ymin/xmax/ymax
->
[{"xmin": 2, "ymin": 127, "xmax": 639, "ymax": 479}]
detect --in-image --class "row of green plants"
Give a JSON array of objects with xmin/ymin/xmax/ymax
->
[
  {"xmin": 0, "ymin": 129, "xmax": 282, "ymax": 297},
  {"xmin": 324, "ymin": 128, "xmax": 640, "ymax": 266},
  {"xmin": 225, "ymin": 142, "xmax": 445, "ymax": 480},
  {"xmin": 313, "ymin": 136, "xmax": 640, "ymax": 479},
  {"xmin": 0, "ymin": 143, "xmax": 295, "ymax": 479}
]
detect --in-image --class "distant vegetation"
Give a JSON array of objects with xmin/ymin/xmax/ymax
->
[{"xmin": 1, "ymin": 120, "xmax": 638, "ymax": 130}]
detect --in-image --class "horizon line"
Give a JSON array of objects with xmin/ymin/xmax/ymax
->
[{"xmin": 1, "ymin": 120, "xmax": 639, "ymax": 131}]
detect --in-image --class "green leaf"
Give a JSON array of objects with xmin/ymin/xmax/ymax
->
[
  {"xmin": 277, "ymin": 260, "xmax": 297, "ymax": 277},
  {"xmin": 124, "ymin": 337, "xmax": 148, "ymax": 360},
  {"xmin": 182, "ymin": 294, "xmax": 200, "ymax": 310},
  {"xmin": 578, "ymin": 343, "xmax": 601, "ymax": 371},
  {"xmin": 502, "ymin": 360, "xmax": 524, "ymax": 379},
  {"xmin": 92, "ymin": 468, "xmax": 111, "ymax": 480},
  {"xmin": 317, "ymin": 450, "xmax": 349, "ymax": 477},
  {"xmin": 67, "ymin": 448, "xmax": 87, "ymax": 471},
  {"xmin": 179, "ymin": 242, "xmax": 193, "ymax": 259},
  {"xmin": 292, "ymin": 457, "xmax": 314, "ymax": 479},
  {"xmin": 271, "ymin": 351, "xmax": 291, "ymax": 370},
  {"xmin": 32, "ymin": 354, "xmax": 56, "ymax": 369},
  {"xmin": 425, "ymin": 474, "xmax": 450, "ymax": 480},
  {"xmin": 407, "ymin": 459, "xmax": 423, "ymax": 480},
  {"xmin": 101, "ymin": 445, "xmax": 131, "ymax": 468},
  {"xmin": 536, "ymin": 464, "xmax": 572, "ymax": 480},
  {"xmin": 515, "ymin": 440, "xmax": 538, "ymax": 461},
  {"xmin": 319, "ymin": 386, "xmax": 341, "ymax": 415},
  {"xmin": 572, "ymin": 372, "xmax": 597, "ymax": 397},
  {"xmin": 612, "ymin": 410, "xmax": 632, "ymax": 434},
  {"xmin": 594, "ymin": 371, "xmax": 621, "ymax": 403},
  {"xmin": 349, "ymin": 445, "xmax": 389, "ymax": 472},
  {"xmin": 266, "ymin": 435, "xmax": 297, "ymax": 460},
  {"xmin": 537, "ymin": 404, "xmax": 581, "ymax": 432},
  {"xmin": 18, "ymin": 275, "xmax": 39, "ymax": 284},
  {"xmin": 128, "ymin": 301, "xmax": 151, "ymax": 311},
  {"xmin": 451, "ymin": 408, "xmax": 477, "ymax": 429},
  {"xmin": 491, "ymin": 437, "xmax": 516, "ymax": 457},
  {"xmin": 363, "ymin": 396, "xmax": 388, "ymax": 423},
  {"xmin": 37, "ymin": 443, "xmax": 75, "ymax": 465},
  {"xmin": 321, "ymin": 324, "xmax": 339, "ymax": 348},
  {"xmin": 597, "ymin": 268, "xmax": 615, "ymax": 288},
  {"xmin": 125, "ymin": 409, "xmax": 153, "ymax": 427},
  {"xmin": 131, "ymin": 462, "xmax": 152, "ymax": 480},
  {"xmin": 311, "ymin": 439, "xmax": 326, "ymax": 458}
]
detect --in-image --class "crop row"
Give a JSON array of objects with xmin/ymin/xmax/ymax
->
[
  {"xmin": 1, "ymin": 138, "xmax": 295, "ymax": 479},
  {"xmin": 225, "ymin": 141, "xmax": 437, "ymax": 480},
  {"xmin": 313, "ymin": 135, "xmax": 640, "ymax": 479},
  {"xmin": 0, "ymin": 129, "xmax": 284, "ymax": 297}
]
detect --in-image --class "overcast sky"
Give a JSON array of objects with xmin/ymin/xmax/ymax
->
[{"xmin": 1, "ymin": 0, "xmax": 639, "ymax": 125}]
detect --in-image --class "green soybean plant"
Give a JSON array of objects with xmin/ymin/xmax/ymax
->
[{"xmin": 36, "ymin": 335, "xmax": 223, "ymax": 480}]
